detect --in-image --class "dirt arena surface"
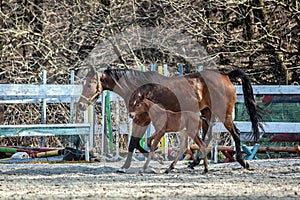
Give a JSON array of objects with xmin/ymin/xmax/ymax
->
[{"xmin": 0, "ymin": 158, "xmax": 299, "ymax": 200}]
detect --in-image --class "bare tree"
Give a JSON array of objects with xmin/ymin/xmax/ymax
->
[{"xmin": 0, "ymin": 0, "xmax": 299, "ymax": 146}]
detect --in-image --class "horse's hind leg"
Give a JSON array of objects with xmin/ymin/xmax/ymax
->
[
  {"xmin": 192, "ymin": 134, "xmax": 208, "ymax": 173},
  {"xmin": 224, "ymin": 119, "xmax": 249, "ymax": 169},
  {"xmin": 200, "ymin": 108, "xmax": 212, "ymax": 144},
  {"xmin": 188, "ymin": 109, "xmax": 212, "ymax": 169}
]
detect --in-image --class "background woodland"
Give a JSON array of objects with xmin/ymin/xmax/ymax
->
[{"xmin": 0, "ymin": 0, "xmax": 299, "ymax": 146}]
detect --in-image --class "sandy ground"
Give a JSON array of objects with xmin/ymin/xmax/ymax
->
[{"xmin": 0, "ymin": 158, "xmax": 299, "ymax": 200}]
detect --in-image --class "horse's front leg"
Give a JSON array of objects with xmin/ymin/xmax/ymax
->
[
  {"xmin": 143, "ymin": 130, "xmax": 165, "ymax": 171},
  {"xmin": 165, "ymin": 130, "xmax": 188, "ymax": 174},
  {"xmin": 122, "ymin": 123, "xmax": 148, "ymax": 169}
]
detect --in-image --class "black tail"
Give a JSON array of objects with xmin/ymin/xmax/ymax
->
[{"xmin": 228, "ymin": 69, "xmax": 264, "ymax": 142}]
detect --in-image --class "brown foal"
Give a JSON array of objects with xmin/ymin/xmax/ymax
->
[{"xmin": 130, "ymin": 93, "xmax": 209, "ymax": 173}]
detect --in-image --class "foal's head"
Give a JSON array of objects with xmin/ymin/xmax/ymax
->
[
  {"xmin": 129, "ymin": 92, "xmax": 154, "ymax": 119},
  {"xmin": 78, "ymin": 67, "xmax": 103, "ymax": 111}
]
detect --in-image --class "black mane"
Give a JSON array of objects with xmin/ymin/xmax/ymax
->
[
  {"xmin": 104, "ymin": 68, "xmax": 143, "ymax": 81},
  {"xmin": 101, "ymin": 67, "xmax": 168, "ymax": 97},
  {"xmin": 104, "ymin": 68, "xmax": 167, "ymax": 83}
]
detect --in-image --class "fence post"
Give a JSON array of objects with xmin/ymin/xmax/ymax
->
[
  {"xmin": 115, "ymin": 96, "xmax": 120, "ymax": 158},
  {"xmin": 70, "ymin": 70, "xmax": 75, "ymax": 123},
  {"xmin": 88, "ymin": 105, "xmax": 95, "ymax": 149},
  {"xmin": 69, "ymin": 70, "xmax": 75, "ymax": 147},
  {"xmin": 41, "ymin": 70, "xmax": 47, "ymax": 147},
  {"xmin": 101, "ymin": 92, "xmax": 107, "ymax": 157},
  {"xmin": 179, "ymin": 64, "xmax": 183, "ymax": 76}
]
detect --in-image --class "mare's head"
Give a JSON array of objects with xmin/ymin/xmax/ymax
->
[{"xmin": 78, "ymin": 67, "xmax": 103, "ymax": 111}]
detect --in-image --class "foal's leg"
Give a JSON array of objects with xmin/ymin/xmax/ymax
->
[
  {"xmin": 188, "ymin": 133, "xmax": 210, "ymax": 170},
  {"xmin": 143, "ymin": 131, "xmax": 165, "ymax": 171},
  {"xmin": 122, "ymin": 123, "xmax": 148, "ymax": 169},
  {"xmin": 147, "ymin": 133, "xmax": 157, "ymax": 149},
  {"xmin": 165, "ymin": 130, "xmax": 188, "ymax": 174}
]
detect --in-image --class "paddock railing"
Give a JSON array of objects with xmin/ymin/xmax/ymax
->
[
  {"xmin": 1, "ymin": 82, "xmax": 299, "ymax": 161},
  {"xmin": 213, "ymin": 85, "xmax": 300, "ymax": 141},
  {"xmin": 0, "ymin": 82, "xmax": 94, "ymax": 161}
]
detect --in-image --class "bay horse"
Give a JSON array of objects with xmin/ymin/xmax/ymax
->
[
  {"xmin": 129, "ymin": 93, "xmax": 210, "ymax": 173},
  {"xmin": 78, "ymin": 67, "xmax": 264, "ymax": 170}
]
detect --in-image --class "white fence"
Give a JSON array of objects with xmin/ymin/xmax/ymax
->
[
  {"xmin": 0, "ymin": 83, "xmax": 92, "ymax": 161},
  {"xmin": 0, "ymin": 83, "xmax": 299, "ymax": 160},
  {"xmin": 216, "ymin": 85, "xmax": 300, "ymax": 141}
]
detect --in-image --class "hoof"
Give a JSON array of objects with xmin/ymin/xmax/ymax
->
[
  {"xmin": 187, "ymin": 164, "xmax": 195, "ymax": 170},
  {"xmin": 164, "ymin": 169, "xmax": 171, "ymax": 174},
  {"xmin": 245, "ymin": 160, "xmax": 250, "ymax": 170},
  {"xmin": 144, "ymin": 167, "xmax": 157, "ymax": 174},
  {"xmin": 188, "ymin": 160, "xmax": 198, "ymax": 169},
  {"xmin": 116, "ymin": 168, "xmax": 126, "ymax": 173},
  {"xmin": 121, "ymin": 163, "xmax": 130, "ymax": 169}
]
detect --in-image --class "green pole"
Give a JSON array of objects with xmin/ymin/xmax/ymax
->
[
  {"xmin": 0, "ymin": 147, "xmax": 17, "ymax": 154},
  {"xmin": 105, "ymin": 91, "xmax": 114, "ymax": 153},
  {"xmin": 139, "ymin": 65, "xmax": 146, "ymax": 149}
]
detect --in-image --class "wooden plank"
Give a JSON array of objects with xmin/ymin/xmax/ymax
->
[
  {"xmin": 0, "ymin": 84, "xmax": 82, "ymax": 99},
  {"xmin": 1, "ymin": 84, "xmax": 298, "ymax": 103},
  {"xmin": 0, "ymin": 85, "xmax": 121, "ymax": 104},
  {"xmin": 235, "ymin": 85, "xmax": 300, "ymax": 95},
  {"xmin": 212, "ymin": 122, "xmax": 300, "ymax": 133},
  {"xmin": 214, "ymin": 145, "xmax": 300, "ymax": 154},
  {"xmin": 1, "ymin": 84, "xmax": 299, "ymax": 100},
  {"xmin": 0, "ymin": 123, "xmax": 91, "ymax": 137}
]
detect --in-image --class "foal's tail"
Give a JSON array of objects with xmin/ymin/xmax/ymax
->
[{"xmin": 228, "ymin": 69, "xmax": 264, "ymax": 142}]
